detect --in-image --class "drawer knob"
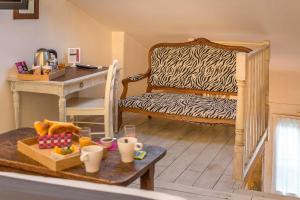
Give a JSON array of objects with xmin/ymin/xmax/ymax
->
[{"xmin": 79, "ymin": 82, "xmax": 84, "ymax": 88}]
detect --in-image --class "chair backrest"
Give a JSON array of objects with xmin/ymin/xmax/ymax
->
[
  {"xmin": 148, "ymin": 38, "xmax": 251, "ymax": 94},
  {"xmin": 104, "ymin": 60, "xmax": 119, "ymax": 137}
]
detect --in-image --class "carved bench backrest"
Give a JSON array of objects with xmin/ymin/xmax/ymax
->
[{"xmin": 147, "ymin": 38, "xmax": 251, "ymax": 95}]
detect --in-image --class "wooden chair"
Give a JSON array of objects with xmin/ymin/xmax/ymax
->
[{"xmin": 66, "ymin": 60, "xmax": 119, "ymax": 138}]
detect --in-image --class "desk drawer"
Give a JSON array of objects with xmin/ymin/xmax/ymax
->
[{"xmin": 64, "ymin": 75, "xmax": 106, "ymax": 95}]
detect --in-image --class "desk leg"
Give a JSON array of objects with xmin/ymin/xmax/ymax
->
[
  {"xmin": 140, "ymin": 164, "xmax": 155, "ymax": 190},
  {"xmin": 58, "ymin": 97, "xmax": 66, "ymax": 122},
  {"xmin": 12, "ymin": 91, "xmax": 20, "ymax": 128}
]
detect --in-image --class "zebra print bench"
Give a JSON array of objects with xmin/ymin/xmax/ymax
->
[{"xmin": 119, "ymin": 38, "xmax": 252, "ymax": 126}]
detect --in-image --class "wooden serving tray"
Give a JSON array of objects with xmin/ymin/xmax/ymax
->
[
  {"xmin": 16, "ymin": 69, "xmax": 65, "ymax": 81},
  {"xmin": 17, "ymin": 137, "xmax": 81, "ymax": 171}
]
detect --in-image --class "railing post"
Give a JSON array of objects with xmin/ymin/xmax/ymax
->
[
  {"xmin": 234, "ymin": 52, "xmax": 247, "ymax": 180},
  {"xmin": 263, "ymin": 41, "xmax": 271, "ymax": 130}
]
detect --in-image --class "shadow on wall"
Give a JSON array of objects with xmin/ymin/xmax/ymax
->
[{"xmin": 20, "ymin": 93, "xmax": 59, "ymax": 127}]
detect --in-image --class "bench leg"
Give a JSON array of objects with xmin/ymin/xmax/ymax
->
[{"xmin": 140, "ymin": 164, "xmax": 155, "ymax": 190}]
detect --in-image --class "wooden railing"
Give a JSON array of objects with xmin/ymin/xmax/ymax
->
[{"xmin": 233, "ymin": 41, "xmax": 270, "ymax": 180}]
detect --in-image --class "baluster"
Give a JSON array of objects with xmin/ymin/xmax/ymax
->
[
  {"xmin": 250, "ymin": 57, "xmax": 255, "ymax": 157},
  {"xmin": 257, "ymin": 53, "xmax": 261, "ymax": 143},
  {"xmin": 259, "ymin": 52, "xmax": 263, "ymax": 140},
  {"xmin": 262, "ymin": 51, "xmax": 266, "ymax": 132},
  {"xmin": 253, "ymin": 55, "xmax": 257, "ymax": 153},
  {"xmin": 245, "ymin": 58, "xmax": 250, "ymax": 162},
  {"xmin": 260, "ymin": 52, "xmax": 265, "ymax": 137}
]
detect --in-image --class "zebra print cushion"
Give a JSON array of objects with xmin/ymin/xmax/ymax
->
[
  {"xmin": 119, "ymin": 93, "xmax": 236, "ymax": 120},
  {"xmin": 149, "ymin": 45, "xmax": 238, "ymax": 93}
]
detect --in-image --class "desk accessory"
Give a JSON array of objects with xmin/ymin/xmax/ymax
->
[
  {"xmin": 76, "ymin": 64, "xmax": 98, "ymax": 70},
  {"xmin": 15, "ymin": 61, "xmax": 28, "ymax": 73},
  {"xmin": 34, "ymin": 48, "xmax": 57, "ymax": 67},
  {"xmin": 68, "ymin": 48, "xmax": 80, "ymax": 67},
  {"xmin": 32, "ymin": 66, "xmax": 42, "ymax": 75},
  {"xmin": 16, "ymin": 67, "xmax": 65, "ymax": 81}
]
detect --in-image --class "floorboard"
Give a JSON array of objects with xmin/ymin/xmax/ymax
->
[
  {"xmin": 90, "ymin": 113, "xmax": 245, "ymax": 199},
  {"xmin": 193, "ymin": 136, "xmax": 234, "ymax": 189},
  {"xmin": 119, "ymin": 114, "xmax": 240, "ymax": 194}
]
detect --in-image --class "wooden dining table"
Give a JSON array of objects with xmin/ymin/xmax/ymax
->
[{"xmin": 0, "ymin": 128, "xmax": 166, "ymax": 190}]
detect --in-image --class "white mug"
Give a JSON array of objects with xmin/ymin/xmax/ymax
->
[
  {"xmin": 80, "ymin": 145, "xmax": 103, "ymax": 173},
  {"xmin": 117, "ymin": 137, "xmax": 143, "ymax": 163}
]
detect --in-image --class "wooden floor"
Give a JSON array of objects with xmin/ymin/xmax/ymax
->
[
  {"xmin": 102, "ymin": 112, "xmax": 246, "ymax": 200},
  {"xmin": 120, "ymin": 113, "xmax": 240, "ymax": 191},
  {"xmin": 85, "ymin": 113, "xmax": 294, "ymax": 200},
  {"xmin": 118, "ymin": 114, "xmax": 297, "ymax": 200}
]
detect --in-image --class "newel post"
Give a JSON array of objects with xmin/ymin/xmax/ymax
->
[{"xmin": 233, "ymin": 52, "xmax": 247, "ymax": 180}]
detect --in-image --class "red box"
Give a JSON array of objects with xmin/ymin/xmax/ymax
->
[{"xmin": 38, "ymin": 133, "xmax": 72, "ymax": 149}]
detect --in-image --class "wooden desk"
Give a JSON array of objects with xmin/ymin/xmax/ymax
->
[
  {"xmin": 0, "ymin": 128, "xmax": 166, "ymax": 190},
  {"xmin": 7, "ymin": 67, "xmax": 108, "ymax": 128}
]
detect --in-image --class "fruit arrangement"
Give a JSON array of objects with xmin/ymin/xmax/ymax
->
[{"xmin": 54, "ymin": 145, "xmax": 77, "ymax": 155}]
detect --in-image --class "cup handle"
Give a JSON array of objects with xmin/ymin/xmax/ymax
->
[
  {"xmin": 135, "ymin": 143, "xmax": 143, "ymax": 151},
  {"xmin": 80, "ymin": 153, "xmax": 89, "ymax": 162}
]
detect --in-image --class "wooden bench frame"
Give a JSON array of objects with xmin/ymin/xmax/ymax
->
[{"xmin": 119, "ymin": 38, "xmax": 251, "ymax": 125}]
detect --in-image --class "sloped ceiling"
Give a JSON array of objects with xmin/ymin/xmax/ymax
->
[{"xmin": 70, "ymin": 0, "xmax": 300, "ymax": 70}]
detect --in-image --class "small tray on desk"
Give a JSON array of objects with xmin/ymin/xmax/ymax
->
[
  {"xmin": 16, "ymin": 69, "xmax": 65, "ymax": 81},
  {"xmin": 17, "ymin": 136, "xmax": 81, "ymax": 171}
]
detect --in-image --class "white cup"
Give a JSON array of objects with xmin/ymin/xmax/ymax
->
[
  {"xmin": 80, "ymin": 145, "xmax": 103, "ymax": 173},
  {"xmin": 100, "ymin": 137, "xmax": 113, "ymax": 148},
  {"xmin": 117, "ymin": 137, "xmax": 143, "ymax": 163}
]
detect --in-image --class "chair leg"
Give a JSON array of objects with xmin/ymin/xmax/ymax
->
[
  {"xmin": 69, "ymin": 115, "xmax": 75, "ymax": 122},
  {"xmin": 118, "ymin": 110, "xmax": 123, "ymax": 131}
]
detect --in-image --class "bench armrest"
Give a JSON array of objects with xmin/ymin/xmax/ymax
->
[
  {"xmin": 121, "ymin": 73, "xmax": 149, "ymax": 99},
  {"xmin": 127, "ymin": 74, "xmax": 147, "ymax": 82}
]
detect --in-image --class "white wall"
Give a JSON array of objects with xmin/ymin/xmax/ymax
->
[
  {"xmin": 70, "ymin": 0, "xmax": 300, "ymax": 106},
  {"xmin": 0, "ymin": 0, "xmax": 112, "ymax": 132},
  {"xmin": 123, "ymin": 34, "xmax": 148, "ymax": 96},
  {"xmin": 111, "ymin": 32, "xmax": 148, "ymax": 97}
]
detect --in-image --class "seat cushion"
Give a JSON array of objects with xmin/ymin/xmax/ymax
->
[
  {"xmin": 66, "ymin": 97, "xmax": 105, "ymax": 116},
  {"xmin": 67, "ymin": 98, "xmax": 104, "ymax": 109},
  {"xmin": 119, "ymin": 93, "xmax": 236, "ymax": 120}
]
